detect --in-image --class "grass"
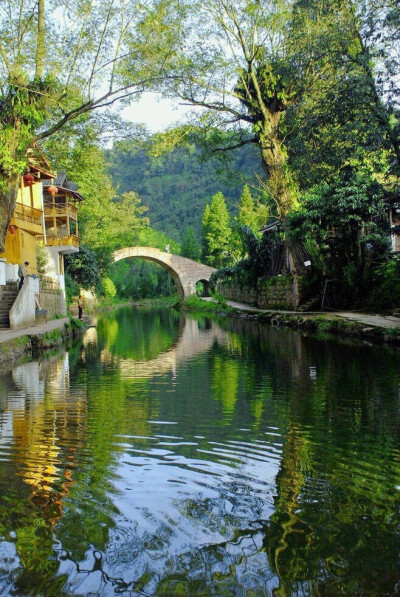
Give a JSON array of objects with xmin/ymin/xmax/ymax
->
[
  {"xmin": 183, "ymin": 295, "xmax": 236, "ymax": 314},
  {"xmin": 0, "ymin": 335, "xmax": 30, "ymax": 354}
]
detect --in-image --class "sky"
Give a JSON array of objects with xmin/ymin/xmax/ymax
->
[{"xmin": 121, "ymin": 93, "xmax": 191, "ymax": 132}]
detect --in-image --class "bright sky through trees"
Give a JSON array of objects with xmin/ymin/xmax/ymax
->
[{"xmin": 121, "ymin": 93, "xmax": 191, "ymax": 132}]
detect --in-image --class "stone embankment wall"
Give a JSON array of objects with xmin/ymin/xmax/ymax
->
[
  {"xmin": 219, "ymin": 275, "xmax": 302, "ymax": 310},
  {"xmin": 218, "ymin": 283, "xmax": 258, "ymax": 305},
  {"xmin": 39, "ymin": 289, "xmax": 66, "ymax": 319}
]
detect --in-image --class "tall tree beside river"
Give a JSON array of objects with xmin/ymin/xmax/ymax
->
[
  {"xmin": 202, "ymin": 192, "xmax": 232, "ymax": 266},
  {"xmin": 143, "ymin": 0, "xmax": 399, "ymax": 219},
  {"xmin": 286, "ymin": 0, "xmax": 400, "ymax": 188}
]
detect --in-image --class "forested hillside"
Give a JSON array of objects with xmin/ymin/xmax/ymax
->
[{"xmin": 107, "ymin": 143, "xmax": 264, "ymax": 241}]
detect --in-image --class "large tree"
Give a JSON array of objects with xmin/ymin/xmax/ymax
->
[
  {"xmin": 0, "ymin": 0, "xmax": 179, "ymax": 250},
  {"xmin": 286, "ymin": 0, "xmax": 400, "ymax": 188},
  {"xmin": 150, "ymin": 0, "xmax": 399, "ymax": 214},
  {"xmin": 156, "ymin": 0, "xmax": 302, "ymax": 218},
  {"xmin": 154, "ymin": 0, "xmax": 367, "ymax": 218}
]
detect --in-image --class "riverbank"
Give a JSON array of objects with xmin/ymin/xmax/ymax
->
[
  {"xmin": 184, "ymin": 296, "xmax": 400, "ymax": 347},
  {"xmin": 0, "ymin": 317, "xmax": 87, "ymax": 368}
]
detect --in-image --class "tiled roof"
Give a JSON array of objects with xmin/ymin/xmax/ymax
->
[{"xmin": 43, "ymin": 171, "xmax": 84, "ymax": 201}]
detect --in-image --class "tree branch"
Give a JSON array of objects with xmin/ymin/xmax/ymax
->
[{"xmin": 212, "ymin": 137, "xmax": 257, "ymax": 153}]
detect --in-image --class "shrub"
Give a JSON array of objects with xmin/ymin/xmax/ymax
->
[{"xmin": 102, "ymin": 277, "xmax": 117, "ymax": 298}]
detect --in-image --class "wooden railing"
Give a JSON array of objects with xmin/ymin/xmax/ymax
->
[
  {"xmin": 14, "ymin": 202, "xmax": 43, "ymax": 225},
  {"xmin": 43, "ymin": 202, "xmax": 78, "ymax": 218},
  {"xmin": 39, "ymin": 276, "xmax": 60, "ymax": 291},
  {"xmin": 36, "ymin": 234, "xmax": 79, "ymax": 248}
]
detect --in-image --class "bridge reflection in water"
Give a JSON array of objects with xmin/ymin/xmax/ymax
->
[{"xmin": 97, "ymin": 314, "xmax": 230, "ymax": 379}]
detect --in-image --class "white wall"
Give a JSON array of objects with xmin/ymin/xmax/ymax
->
[
  {"xmin": 9, "ymin": 276, "xmax": 39, "ymax": 329},
  {"xmin": 0, "ymin": 259, "xmax": 6, "ymax": 285}
]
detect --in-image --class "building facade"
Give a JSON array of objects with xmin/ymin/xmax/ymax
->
[{"xmin": 0, "ymin": 148, "xmax": 83, "ymax": 328}]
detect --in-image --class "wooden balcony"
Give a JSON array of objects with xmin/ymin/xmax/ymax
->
[
  {"xmin": 14, "ymin": 202, "xmax": 43, "ymax": 225},
  {"xmin": 36, "ymin": 234, "xmax": 79, "ymax": 249},
  {"xmin": 43, "ymin": 202, "xmax": 78, "ymax": 219}
]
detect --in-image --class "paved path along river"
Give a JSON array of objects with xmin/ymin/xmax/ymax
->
[{"xmin": 203, "ymin": 297, "xmax": 400, "ymax": 329}]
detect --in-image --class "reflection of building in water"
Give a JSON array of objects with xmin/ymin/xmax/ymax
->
[
  {"xmin": 12, "ymin": 361, "xmax": 45, "ymax": 399},
  {"xmin": 2, "ymin": 353, "xmax": 87, "ymax": 527},
  {"xmin": 103, "ymin": 316, "xmax": 229, "ymax": 379},
  {"xmin": 83, "ymin": 321, "xmax": 98, "ymax": 347}
]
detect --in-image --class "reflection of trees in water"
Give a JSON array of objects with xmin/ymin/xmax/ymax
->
[
  {"xmin": 97, "ymin": 306, "xmax": 182, "ymax": 361},
  {"xmin": 226, "ymin": 322, "xmax": 400, "ymax": 595},
  {"xmin": 194, "ymin": 318, "xmax": 400, "ymax": 594}
]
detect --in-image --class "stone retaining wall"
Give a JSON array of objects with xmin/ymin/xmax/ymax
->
[
  {"xmin": 217, "ymin": 283, "xmax": 258, "ymax": 305},
  {"xmin": 219, "ymin": 274, "xmax": 302, "ymax": 309},
  {"xmin": 38, "ymin": 289, "xmax": 66, "ymax": 319}
]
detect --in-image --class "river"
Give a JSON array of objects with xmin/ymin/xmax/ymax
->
[{"xmin": 0, "ymin": 306, "xmax": 399, "ymax": 595}]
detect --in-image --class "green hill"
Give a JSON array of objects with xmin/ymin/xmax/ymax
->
[{"xmin": 107, "ymin": 143, "xmax": 264, "ymax": 242}]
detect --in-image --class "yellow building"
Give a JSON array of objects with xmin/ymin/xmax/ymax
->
[
  {"xmin": 0, "ymin": 145, "xmax": 55, "ymax": 275},
  {"xmin": 0, "ymin": 146, "xmax": 84, "ymax": 328}
]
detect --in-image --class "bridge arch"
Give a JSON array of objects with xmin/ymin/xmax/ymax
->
[{"xmin": 112, "ymin": 247, "xmax": 216, "ymax": 303}]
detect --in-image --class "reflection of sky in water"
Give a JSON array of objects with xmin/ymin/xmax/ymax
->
[{"xmin": 57, "ymin": 425, "xmax": 281, "ymax": 595}]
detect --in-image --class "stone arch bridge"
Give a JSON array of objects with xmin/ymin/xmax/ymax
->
[{"xmin": 112, "ymin": 247, "xmax": 217, "ymax": 303}]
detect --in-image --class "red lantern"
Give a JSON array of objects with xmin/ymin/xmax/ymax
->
[
  {"xmin": 48, "ymin": 185, "xmax": 58, "ymax": 196},
  {"xmin": 23, "ymin": 173, "xmax": 35, "ymax": 186},
  {"xmin": 9, "ymin": 226, "xmax": 16, "ymax": 235}
]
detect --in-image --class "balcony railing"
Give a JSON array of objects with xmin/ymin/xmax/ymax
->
[
  {"xmin": 36, "ymin": 234, "xmax": 79, "ymax": 248},
  {"xmin": 43, "ymin": 202, "xmax": 78, "ymax": 219},
  {"xmin": 14, "ymin": 202, "xmax": 43, "ymax": 225}
]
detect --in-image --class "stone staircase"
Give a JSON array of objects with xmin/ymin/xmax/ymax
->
[
  {"xmin": 298, "ymin": 297, "xmax": 320, "ymax": 312},
  {"xmin": 0, "ymin": 283, "xmax": 19, "ymax": 329}
]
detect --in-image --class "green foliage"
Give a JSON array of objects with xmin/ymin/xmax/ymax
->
[
  {"xmin": 110, "ymin": 260, "xmax": 175, "ymax": 300},
  {"xmin": 210, "ymin": 226, "xmax": 284, "ymax": 289},
  {"xmin": 237, "ymin": 185, "xmax": 260, "ymax": 232},
  {"xmin": 45, "ymin": 128, "xmax": 149, "ymax": 260},
  {"xmin": 183, "ymin": 295, "xmax": 235, "ymax": 315},
  {"xmin": 107, "ymin": 140, "xmax": 263, "ymax": 241},
  {"xmin": 369, "ymin": 255, "xmax": 400, "ymax": 309},
  {"xmin": 102, "ymin": 277, "xmax": 117, "ymax": 298},
  {"xmin": 202, "ymin": 192, "xmax": 232, "ymax": 267},
  {"xmin": 65, "ymin": 272, "xmax": 79, "ymax": 306},
  {"xmin": 0, "ymin": 77, "xmax": 57, "ymax": 178},
  {"xmin": 65, "ymin": 245, "xmax": 101, "ymax": 290},
  {"xmin": 181, "ymin": 227, "xmax": 201, "ymax": 261},
  {"xmin": 36, "ymin": 244, "xmax": 48, "ymax": 277},
  {"xmin": 287, "ymin": 169, "xmax": 390, "ymax": 306}
]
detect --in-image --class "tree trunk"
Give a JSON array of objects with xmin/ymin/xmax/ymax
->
[
  {"xmin": 258, "ymin": 115, "xmax": 298, "ymax": 219},
  {"xmin": 35, "ymin": 0, "xmax": 46, "ymax": 79},
  {"xmin": 0, "ymin": 175, "xmax": 20, "ymax": 252}
]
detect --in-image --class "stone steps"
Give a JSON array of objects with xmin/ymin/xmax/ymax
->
[
  {"xmin": 0, "ymin": 284, "xmax": 19, "ymax": 329},
  {"xmin": 298, "ymin": 297, "xmax": 320, "ymax": 312}
]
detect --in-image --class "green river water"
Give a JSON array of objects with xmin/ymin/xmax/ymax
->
[{"xmin": 0, "ymin": 306, "xmax": 399, "ymax": 595}]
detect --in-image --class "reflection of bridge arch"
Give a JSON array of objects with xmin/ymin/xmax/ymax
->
[
  {"xmin": 107, "ymin": 315, "xmax": 229, "ymax": 379},
  {"xmin": 113, "ymin": 247, "xmax": 216, "ymax": 303}
]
